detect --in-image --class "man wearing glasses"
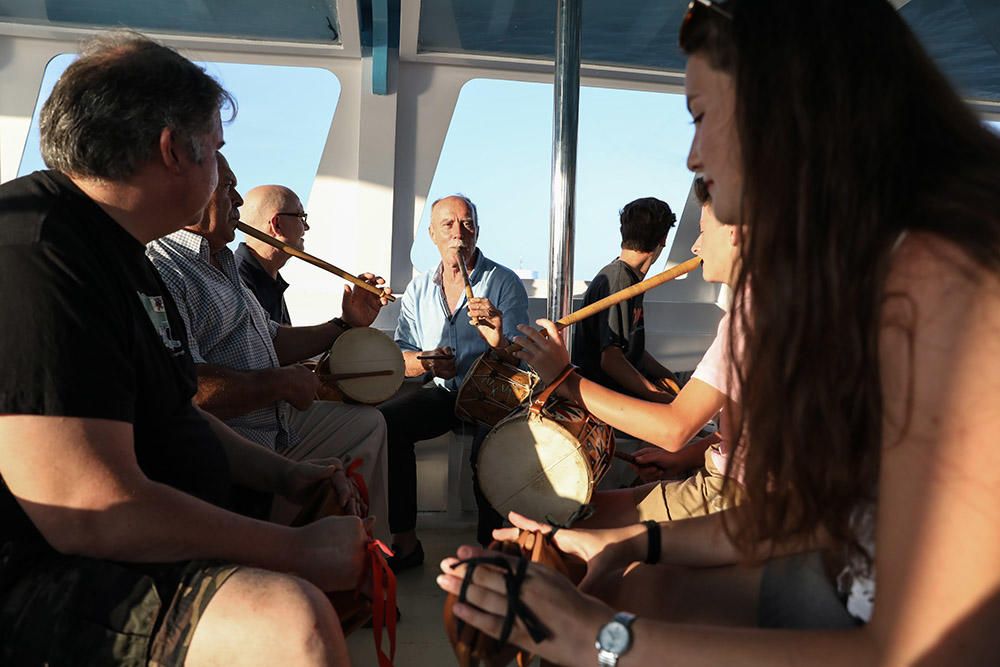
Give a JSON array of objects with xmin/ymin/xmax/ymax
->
[{"xmin": 235, "ymin": 185, "xmax": 309, "ymax": 325}]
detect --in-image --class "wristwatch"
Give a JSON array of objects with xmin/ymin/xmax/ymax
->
[{"xmin": 595, "ymin": 611, "xmax": 636, "ymax": 666}]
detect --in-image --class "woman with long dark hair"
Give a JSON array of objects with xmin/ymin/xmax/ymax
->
[{"xmin": 437, "ymin": 1, "xmax": 1000, "ymax": 664}]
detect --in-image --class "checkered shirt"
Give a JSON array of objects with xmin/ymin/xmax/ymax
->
[{"xmin": 147, "ymin": 230, "xmax": 293, "ymax": 450}]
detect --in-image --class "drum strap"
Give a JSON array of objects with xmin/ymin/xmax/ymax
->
[
  {"xmin": 368, "ymin": 539, "xmax": 398, "ymax": 667},
  {"xmin": 529, "ymin": 363, "xmax": 577, "ymax": 416},
  {"xmin": 345, "ymin": 457, "xmax": 370, "ymax": 508},
  {"xmin": 452, "ymin": 554, "xmax": 550, "ymax": 647}
]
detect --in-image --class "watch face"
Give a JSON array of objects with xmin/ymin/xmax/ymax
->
[{"xmin": 598, "ymin": 621, "xmax": 630, "ymax": 653}]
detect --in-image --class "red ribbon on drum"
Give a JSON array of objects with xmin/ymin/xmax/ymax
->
[
  {"xmin": 291, "ymin": 458, "xmax": 398, "ymax": 666},
  {"xmin": 366, "ymin": 538, "xmax": 397, "ymax": 667}
]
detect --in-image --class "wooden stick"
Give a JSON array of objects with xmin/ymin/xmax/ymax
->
[
  {"xmin": 417, "ymin": 354, "xmax": 455, "ymax": 361},
  {"xmin": 506, "ymin": 256, "xmax": 702, "ymax": 353},
  {"xmin": 319, "ymin": 369, "xmax": 395, "ymax": 381},
  {"xmin": 236, "ymin": 221, "xmax": 395, "ymax": 302},
  {"xmin": 458, "ymin": 252, "xmax": 495, "ymax": 330}
]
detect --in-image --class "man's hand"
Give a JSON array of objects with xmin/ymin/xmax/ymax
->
[
  {"xmin": 633, "ymin": 446, "xmax": 697, "ymax": 482},
  {"xmin": 292, "ymin": 515, "xmax": 373, "ymax": 591},
  {"xmin": 279, "ymin": 458, "xmax": 365, "ymax": 517},
  {"xmin": 282, "ymin": 364, "xmax": 321, "ymax": 410},
  {"xmin": 421, "ymin": 345, "xmax": 457, "ymax": 380},
  {"xmin": 467, "ymin": 296, "xmax": 504, "ymax": 348},
  {"xmin": 341, "ymin": 272, "xmax": 391, "ymax": 328},
  {"xmin": 513, "ymin": 320, "xmax": 570, "ymax": 384}
]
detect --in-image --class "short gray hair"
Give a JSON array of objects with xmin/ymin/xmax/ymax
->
[
  {"xmin": 431, "ymin": 193, "xmax": 478, "ymax": 228},
  {"xmin": 40, "ymin": 31, "xmax": 235, "ymax": 180}
]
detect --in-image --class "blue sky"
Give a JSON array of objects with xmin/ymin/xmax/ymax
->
[{"xmin": 412, "ymin": 79, "xmax": 696, "ymax": 280}]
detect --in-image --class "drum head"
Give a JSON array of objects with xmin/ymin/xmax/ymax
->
[
  {"xmin": 477, "ymin": 414, "xmax": 594, "ymax": 525},
  {"xmin": 326, "ymin": 327, "xmax": 404, "ymax": 404}
]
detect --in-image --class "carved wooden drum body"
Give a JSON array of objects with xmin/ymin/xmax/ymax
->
[{"xmin": 454, "ymin": 352, "xmax": 540, "ymax": 427}]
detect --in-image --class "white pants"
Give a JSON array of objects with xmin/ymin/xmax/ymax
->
[{"xmin": 283, "ymin": 400, "xmax": 390, "ymax": 542}]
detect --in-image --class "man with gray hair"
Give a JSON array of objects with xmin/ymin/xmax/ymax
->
[
  {"xmin": 0, "ymin": 32, "xmax": 359, "ymax": 665},
  {"xmin": 379, "ymin": 194, "xmax": 529, "ymax": 568}
]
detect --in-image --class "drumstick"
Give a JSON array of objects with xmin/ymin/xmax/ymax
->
[
  {"xmin": 417, "ymin": 353, "xmax": 455, "ymax": 361},
  {"xmin": 457, "ymin": 251, "xmax": 496, "ymax": 330},
  {"xmin": 236, "ymin": 221, "xmax": 395, "ymax": 302},
  {"xmin": 505, "ymin": 256, "xmax": 702, "ymax": 353},
  {"xmin": 321, "ymin": 369, "xmax": 395, "ymax": 381}
]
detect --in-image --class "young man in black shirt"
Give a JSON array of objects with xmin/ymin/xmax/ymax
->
[
  {"xmin": 0, "ymin": 32, "xmax": 363, "ymax": 665},
  {"xmin": 571, "ymin": 197, "xmax": 681, "ymax": 403}
]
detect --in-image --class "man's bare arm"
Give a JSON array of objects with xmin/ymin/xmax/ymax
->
[
  {"xmin": 0, "ymin": 414, "xmax": 367, "ymax": 591},
  {"xmin": 0, "ymin": 415, "xmax": 294, "ymax": 563},
  {"xmin": 195, "ymin": 363, "xmax": 318, "ymax": 418},
  {"xmin": 194, "ymin": 406, "xmax": 292, "ymax": 495},
  {"xmin": 272, "ymin": 321, "xmax": 343, "ymax": 366}
]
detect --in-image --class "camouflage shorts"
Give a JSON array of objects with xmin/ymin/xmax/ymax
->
[{"xmin": 0, "ymin": 542, "xmax": 238, "ymax": 666}]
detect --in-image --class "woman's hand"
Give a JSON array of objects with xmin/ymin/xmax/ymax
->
[
  {"xmin": 438, "ymin": 544, "xmax": 613, "ymax": 666},
  {"xmin": 493, "ymin": 512, "xmax": 645, "ymax": 590},
  {"xmin": 513, "ymin": 320, "xmax": 569, "ymax": 384}
]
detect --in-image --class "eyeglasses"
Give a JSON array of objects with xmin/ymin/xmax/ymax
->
[
  {"xmin": 276, "ymin": 211, "xmax": 308, "ymax": 224},
  {"xmin": 680, "ymin": 0, "xmax": 733, "ymax": 48}
]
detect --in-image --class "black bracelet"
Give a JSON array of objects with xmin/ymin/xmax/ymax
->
[
  {"xmin": 642, "ymin": 520, "xmax": 660, "ymax": 565},
  {"xmin": 331, "ymin": 317, "xmax": 352, "ymax": 332}
]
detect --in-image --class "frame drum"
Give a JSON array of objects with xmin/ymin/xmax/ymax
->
[{"xmin": 317, "ymin": 327, "xmax": 404, "ymax": 404}]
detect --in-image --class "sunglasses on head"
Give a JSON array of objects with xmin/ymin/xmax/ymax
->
[{"xmin": 680, "ymin": 0, "xmax": 733, "ymax": 48}]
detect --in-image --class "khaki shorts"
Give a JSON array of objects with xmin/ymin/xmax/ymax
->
[
  {"xmin": 0, "ymin": 541, "xmax": 238, "ymax": 666},
  {"xmin": 634, "ymin": 446, "xmax": 739, "ymax": 521}
]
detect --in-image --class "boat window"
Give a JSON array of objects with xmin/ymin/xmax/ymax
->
[
  {"xmin": 413, "ymin": 78, "xmax": 695, "ymax": 286},
  {"xmin": 418, "ymin": 0, "xmax": 685, "ymax": 73},
  {"xmin": 18, "ymin": 55, "xmax": 341, "ymax": 214},
  {"xmin": 0, "ymin": 0, "xmax": 340, "ymax": 44}
]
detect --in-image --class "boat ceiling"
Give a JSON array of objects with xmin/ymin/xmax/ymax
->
[{"xmin": 1, "ymin": 0, "xmax": 998, "ymax": 104}]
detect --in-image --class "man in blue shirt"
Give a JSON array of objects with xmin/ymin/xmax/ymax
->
[{"xmin": 380, "ymin": 195, "xmax": 529, "ymax": 568}]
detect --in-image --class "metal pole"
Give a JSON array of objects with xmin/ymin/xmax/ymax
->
[{"xmin": 547, "ymin": 0, "xmax": 581, "ymax": 324}]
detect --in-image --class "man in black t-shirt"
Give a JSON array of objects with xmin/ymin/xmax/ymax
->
[
  {"xmin": 572, "ymin": 197, "xmax": 681, "ymax": 402},
  {"xmin": 0, "ymin": 32, "xmax": 361, "ymax": 665}
]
